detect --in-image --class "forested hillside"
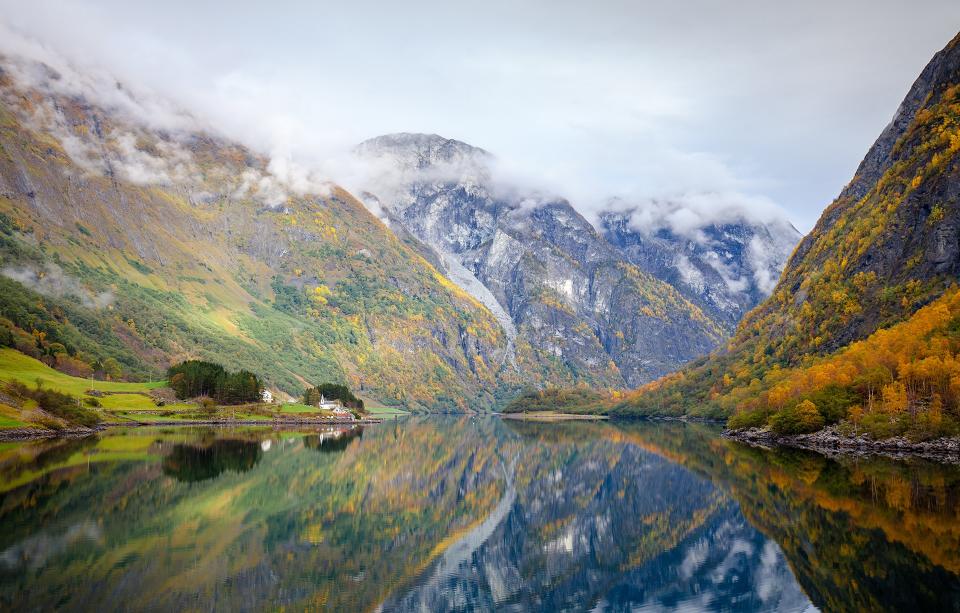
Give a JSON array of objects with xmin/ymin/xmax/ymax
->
[
  {"xmin": 0, "ymin": 54, "xmax": 526, "ymax": 410},
  {"xmin": 615, "ymin": 31, "xmax": 960, "ymax": 439}
]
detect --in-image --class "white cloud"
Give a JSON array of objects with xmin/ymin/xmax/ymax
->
[
  {"xmin": 111, "ymin": 132, "xmax": 197, "ymax": 186},
  {"xmin": 2, "ymin": 263, "xmax": 114, "ymax": 309},
  {"xmin": 605, "ymin": 192, "xmax": 792, "ymax": 241},
  {"xmin": 0, "ymin": 1, "xmax": 958, "ymax": 231}
]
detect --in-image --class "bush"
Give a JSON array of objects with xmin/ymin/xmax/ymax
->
[
  {"xmin": 804, "ymin": 385, "xmax": 860, "ymax": 424},
  {"xmin": 199, "ymin": 397, "xmax": 218, "ymax": 414},
  {"xmin": 770, "ymin": 400, "xmax": 824, "ymax": 435},
  {"xmin": 5, "ymin": 381, "xmax": 101, "ymax": 427},
  {"xmin": 727, "ymin": 408, "xmax": 771, "ymax": 430},
  {"xmin": 859, "ymin": 412, "xmax": 907, "ymax": 439}
]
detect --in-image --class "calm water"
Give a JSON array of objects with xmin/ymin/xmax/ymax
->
[{"xmin": 1, "ymin": 418, "xmax": 959, "ymax": 612}]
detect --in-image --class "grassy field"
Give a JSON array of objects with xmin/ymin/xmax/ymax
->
[
  {"xmin": 0, "ymin": 348, "xmax": 388, "ymax": 430},
  {"xmin": 365, "ymin": 405, "xmax": 410, "ymax": 416},
  {"xmin": 0, "ymin": 348, "xmax": 171, "ymax": 428},
  {"xmin": 0, "ymin": 348, "xmax": 164, "ymax": 395},
  {"xmin": 0, "ymin": 402, "xmax": 28, "ymax": 427},
  {"xmin": 279, "ymin": 402, "xmax": 327, "ymax": 414}
]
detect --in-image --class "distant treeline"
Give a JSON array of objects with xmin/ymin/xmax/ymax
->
[
  {"xmin": 303, "ymin": 383, "xmax": 364, "ymax": 410},
  {"xmin": 168, "ymin": 360, "xmax": 262, "ymax": 404},
  {"xmin": 502, "ymin": 387, "xmax": 606, "ymax": 414}
]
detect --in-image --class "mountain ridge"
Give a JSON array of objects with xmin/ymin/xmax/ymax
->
[
  {"xmin": 0, "ymin": 56, "xmax": 533, "ymax": 410},
  {"xmin": 612, "ymin": 30, "xmax": 960, "ymax": 438},
  {"xmin": 356, "ymin": 132, "xmax": 799, "ymax": 385}
]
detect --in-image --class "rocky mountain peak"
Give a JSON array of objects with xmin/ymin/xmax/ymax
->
[
  {"xmin": 355, "ymin": 133, "xmax": 734, "ymax": 387},
  {"xmin": 841, "ymin": 31, "xmax": 960, "ymax": 202},
  {"xmin": 356, "ymin": 132, "xmax": 490, "ymax": 173}
]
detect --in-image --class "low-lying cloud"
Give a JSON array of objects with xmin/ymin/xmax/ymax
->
[
  {"xmin": 602, "ymin": 192, "xmax": 795, "ymax": 243},
  {"xmin": 0, "ymin": 1, "xmax": 958, "ymax": 232},
  {"xmin": 2, "ymin": 263, "xmax": 114, "ymax": 309}
]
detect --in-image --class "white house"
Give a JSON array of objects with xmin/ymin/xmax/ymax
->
[
  {"xmin": 318, "ymin": 394, "xmax": 340, "ymax": 410},
  {"xmin": 261, "ymin": 389, "xmax": 274, "ymax": 404}
]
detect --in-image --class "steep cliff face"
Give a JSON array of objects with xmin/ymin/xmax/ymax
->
[
  {"xmin": 756, "ymin": 30, "xmax": 960, "ymax": 357},
  {"xmin": 0, "ymin": 58, "xmax": 525, "ymax": 410},
  {"xmin": 600, "ymin": 207, "xmax": 799, "ymax": 331},
  {"xmin": 619, "ymin": 31, "xmax": 960, "ymax": 419},
  {"xmin": 357, "ymin": 134, "xmax": 725, "ymax": 386}
]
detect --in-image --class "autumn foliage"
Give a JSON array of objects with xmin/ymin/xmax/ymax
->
[{"xmin": 721, "ymin": 287, "xmax": 960, "ymax": 439}]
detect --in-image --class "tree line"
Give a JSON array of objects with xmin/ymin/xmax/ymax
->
[{"xmin": 168, "ymin": 360, "xmax": 262, "ymax": 405}]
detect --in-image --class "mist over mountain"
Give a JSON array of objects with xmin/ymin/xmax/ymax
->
[
  {"xmin": 599, "ymin": 203, "xmax": 800, "ymax": 329},
  {"xmin": 355, "ymin": 133, "xmax": 799, "ymax": 384},
  {"xmin": 0, "ymin": 42, "xmax": 798, "ymax": 408}
]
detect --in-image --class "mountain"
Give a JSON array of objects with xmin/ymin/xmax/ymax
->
[
  {"xmin": 599, "ymin": 204, "xmax": 800, "ymax": 330},
  {"xmin": 0, "ymin": 55, "xmax": 533, "ymax": 411},
  {"xmin": 356, "ymin": 134, "xmax": 777, "ymax": 387},
  {"xmin": 0, "ymin": 47, "xmax": 798, "ymax": 409},
  {"xmin": 616, "ymin": 31, "xmax": 960, "ymax": 436}
]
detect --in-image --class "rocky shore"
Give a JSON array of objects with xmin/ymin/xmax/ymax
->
[
  {"xmin": 724, "ymin": 425, "xmax": 960, "ymax": 463},
  {"xmin": 0, "ymin": 417, "xmax": 383, "ymax": 442}
]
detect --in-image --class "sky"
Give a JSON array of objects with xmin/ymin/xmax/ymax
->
[{"xmin": 1, "ymin": 1, "xmax": 959, "ymax": 232}]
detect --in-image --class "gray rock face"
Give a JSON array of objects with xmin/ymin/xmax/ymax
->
[
  {"xmin": 356, "ymin": 134, "xmax": 729, "ymax": 387},
  {"xmin": 759, "ymin": 31, "xmax": 960, "ymax": 356},
  {"xmin": 840, "ymin": 32, "xmax": 960, "ymax": 203},
  {"xmin": 599, "ymin": 209, "xmax": 800, "ymax": 331}
]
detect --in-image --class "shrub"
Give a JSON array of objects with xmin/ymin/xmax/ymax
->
[
  {"xmin": 770, "ymin": 400, "xmax": 824, "ymax": 435},
  {"xmin": 5, "ymin": 381, "xmax": 101, "ymax": 427},
  {"xmin": 804, "ymin": 385, "xmax": 860, "ymax": 424},
  {"xmin": 727, "ymin": 408, "xmax": 771, "ymax": 430}
]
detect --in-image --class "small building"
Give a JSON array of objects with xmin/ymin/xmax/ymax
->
[
  {"xmin": 261, "ymin": 389, "xmax": 274, "ymax": 404},
  {"xmin": 332, "ymin": 406, "xmax": 353, "ymax": 419},
  {"xmin": 317, "ymin": 394, "xmax": 340, "ymax": 410}
]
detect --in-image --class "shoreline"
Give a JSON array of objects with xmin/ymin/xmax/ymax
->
[
  {"xmin": 498, "ymin": 412, "xmax": 608, "ymax": 422},
  {"xmin": 0, "ymin": 417, "xmax": 384, "ymax": 442},
  {"xmin": 626, "ymin": 415, "xmax": 726, "ymax": 425},
  {"xmin": 724, "ymin": 426, "xmax": 960, "ymax": 463}
]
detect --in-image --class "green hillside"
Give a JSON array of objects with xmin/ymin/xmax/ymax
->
[
  {"xmin": 0, "ymin": 347, "xmax": 163, "ymax": 396},
  {"xmin": 0, "ymin": 63, "xmax": 542, "ymax": 411}
]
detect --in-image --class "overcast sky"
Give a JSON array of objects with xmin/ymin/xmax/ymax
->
[{"xmin": 1, "ymin": 1, "xmax": 959, "ymax": 231}]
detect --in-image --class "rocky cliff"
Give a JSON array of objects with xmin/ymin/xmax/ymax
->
[
  {"xmin": 599, "ymin": 205, "xmax": 799, "ymax": 330},
  {"xmin": 356, "ymin": 133, "xmax": 799, "ymax": 386},
  {"xmin": 356, "ymin": 134, "xmax": 747, "ymax": 386},
  {"xmin": 618, "ymin": 30, "xmax": 960, "ymax": 420}
]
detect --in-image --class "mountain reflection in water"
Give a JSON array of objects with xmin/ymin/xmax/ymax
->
[{"xmin": 0, "ymin": 418, "xmax": 957, "ymax": 612}]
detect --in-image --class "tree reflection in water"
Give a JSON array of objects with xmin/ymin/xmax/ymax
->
[
  {"xmin": 162, "ymin": 439, "xmax": 263, "ymax": 483},
  {"xmin": 0, "ymin": 419, "xmax": 957, "ymax": 612}
]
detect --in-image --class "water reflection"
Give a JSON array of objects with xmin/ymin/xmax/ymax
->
[
  {"xmin": 303, "ymin": 425, "xmax": 364, "ymax": 453},
  {"xmin": 162, "ymin": 439, "xmax": 263, "ymax": 483},
  {"xmin": 0, "ymin": 419, "xmax": 957, "ymax": 611}
]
